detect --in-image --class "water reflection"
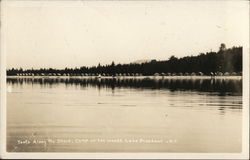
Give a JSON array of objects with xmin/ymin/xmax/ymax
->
[
  {"xmin": 7, "ymin": 77, "xmax": 242, "ymax": 96},
  {"xmin": 7, "ymin": 77, "xmax": 242, "ymax": 152}
]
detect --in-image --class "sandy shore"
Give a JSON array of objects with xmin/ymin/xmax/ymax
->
[{"xmin": 7, "ymin": 75, "xmax": 242, "ymax": 80}]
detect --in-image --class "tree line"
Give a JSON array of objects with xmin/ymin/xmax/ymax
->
[{"xmin": 7, "ymin": 44, "xmax": 242, "ymax": 76}]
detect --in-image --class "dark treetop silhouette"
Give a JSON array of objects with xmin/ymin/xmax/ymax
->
[{"xmin": 7, "ymin": 44, "xmax": 242, "ymax": 76}]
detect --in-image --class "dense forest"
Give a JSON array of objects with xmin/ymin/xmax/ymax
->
[{"xmin": 7, "ymin": 44, "xmax": 242, "ymax": 76}]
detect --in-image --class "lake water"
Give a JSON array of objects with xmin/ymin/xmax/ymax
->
[{"xmin": 7, "ymin": 77, "xmax": 242, "ymax": 152}]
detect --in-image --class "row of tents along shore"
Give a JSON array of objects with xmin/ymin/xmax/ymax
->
[{"xmin": 11, "ymin": 71, "xmax": 242, "ymax": 77}]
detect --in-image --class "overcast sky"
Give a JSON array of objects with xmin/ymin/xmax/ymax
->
[{"xmin": 3, "ymin": 0, "xmax": 249, "ymax": 69}]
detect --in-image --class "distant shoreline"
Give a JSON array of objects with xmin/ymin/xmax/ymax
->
[{"xmin": 7, "ymin": 75, "xmax": 242, "ymax": 80}]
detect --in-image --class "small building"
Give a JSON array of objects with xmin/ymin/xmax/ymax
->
[
  {"xmin": 154, "ymin": 73, "xmax": 159, "ymax": 76},
  {"xmin": 198, "ymin": 72, "xmax": 204, "ymax": 76},
  {"xmin": 184, "ymin": 72, "xmax": 189, "ymax": 76},
  {"xmin": 191, "ymin": 72, "xmax": 196, "ymax": 76},
  {"xmin": 217, "ymin": 72, "xmax": 223, "ymax": 76},
  {"xmin": 231, "ymin": 72, "xmax": 237, "ymax": 76},
  {"xmin": 178, "ymin": 72, "xmax": 183, "ymax": 76},
  {"xmin": 172, "ymin": 73, "xmax": 176, "ymax": 76},
  {"xmin": 224, "ymin": 72, "xmax": 230, "ymax": 76}
]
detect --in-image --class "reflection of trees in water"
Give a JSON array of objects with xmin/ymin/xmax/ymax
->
[{"xmin": 7, "ymin": 78, "xmax": 242, "ymax": 95}]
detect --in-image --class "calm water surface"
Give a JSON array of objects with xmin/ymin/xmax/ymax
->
[{"xmin": 7, "ymin": 77, "xmax": 242, "ymax": 152}]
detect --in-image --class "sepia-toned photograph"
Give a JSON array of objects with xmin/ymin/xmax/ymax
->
[{"xmin": 1, "ymin": 0, "xmax": 249, "ymax": 159}]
